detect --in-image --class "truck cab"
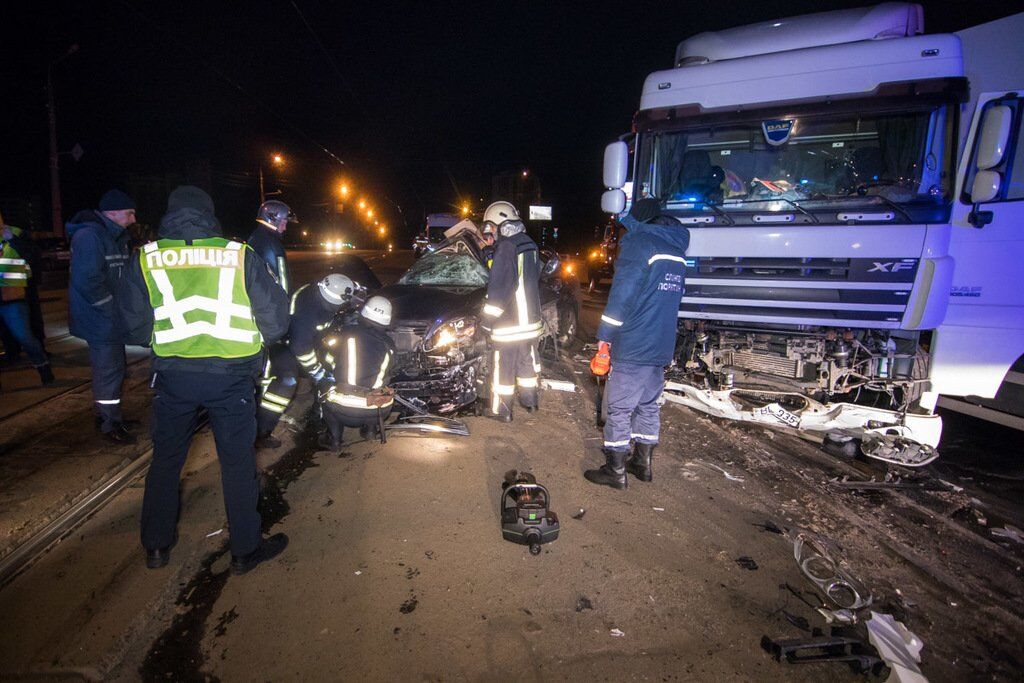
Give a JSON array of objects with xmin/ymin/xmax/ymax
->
[{"xmin": 601, "ymin": 4, "xmax": 1024, "ymax": 457}]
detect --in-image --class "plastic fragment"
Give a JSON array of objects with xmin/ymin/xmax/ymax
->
[
  {"xmin": 610, "ymin": 628, "xmax": 625, "ymax": 637},
  {"xmin": 866, "ymin": 612, "xmax": 927, "ymax": 683}
]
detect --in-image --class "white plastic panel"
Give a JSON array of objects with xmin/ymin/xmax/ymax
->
[
  {"xmin": 603, "ymin": 141, "xmax": 629, "ymax": 189},
  {"xmin": 975, "ymin": 105, "xmax": 1012, "ymax": 169}
]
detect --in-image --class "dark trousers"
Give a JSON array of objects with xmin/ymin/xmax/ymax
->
[
  {"xmin": 257, "ymin": 343, "xmax": 299, "ymax": 436},
  {"xmin": 603, "ymin": 362, "xmax": 664, "ymax": 452},
  {"xmin": 88, "ymin": 342, "xmax": 126, "ymax": 431},
  {"xmin": 489, "ymin": 340, "xmax": 540, "ymax": 418},
  {"xmin": 141, "ymin": 370, "xmax": 261, "ymax": 557},
  {"xmin": 0, "ymin": 301, "xmax": 48, "ymax": 367},
  {"xmin": 323, "ymin": 403, "xmax": 392, "ymax": 446}
]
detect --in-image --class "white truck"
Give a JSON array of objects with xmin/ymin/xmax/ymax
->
[{"xmin": 600, "ymin": 3, "xmax": 1024, "ymax": 463}]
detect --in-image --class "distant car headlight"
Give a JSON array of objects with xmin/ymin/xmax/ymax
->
[{"xmin": 424, "ymin": 317, "xmax": 477, "ymax": 352}]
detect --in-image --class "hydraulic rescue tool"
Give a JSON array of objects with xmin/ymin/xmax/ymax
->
[{"xmin": 500, "ymin": 471, "xmax": 560, "ymax": 555}]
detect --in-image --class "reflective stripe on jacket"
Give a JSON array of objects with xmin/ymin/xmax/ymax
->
[
  {"xmin": 139, "ymin": 238, "xmax": 262, "ymax": 358},
  {"xmin": 0, "ymin": 227, "xmax": 30, "ymax": 288},
  {"xmin": 481, "ymin": 231, "xmax": 542, "ymax": 343},
  {"xmin": 323, "ymin": 324, "xmax": 395, "ymax": 410}
]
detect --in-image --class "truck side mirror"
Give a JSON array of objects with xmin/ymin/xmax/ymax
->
[
  {"xmin": 975, "ymin": 105, "xmax": 1012, "ymax": 170},
  {"xmin": 601, "ymin": 189, "xmax": 626, "ymax": 215},
  {"xmin": 603, "ymin": 141, "xmax": 629, "ymax": 189}
]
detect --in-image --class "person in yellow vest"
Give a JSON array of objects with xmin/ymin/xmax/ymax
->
[
  {"xmin": 119, "ymin": 186, "xmax": 290, "ymax": 575},
  {"xmin": 0, "ymin": 212, "xmax": 53, "ymax": 386}
]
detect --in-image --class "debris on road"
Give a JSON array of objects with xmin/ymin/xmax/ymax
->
[
  {"xmin": 991, "ymin": 525, "xmax": 1024, "ymax": 544},
  {"xmin": 735, "ymin": 556, "xmax": 759, "ymax": 571},
  {"xmin": 570, "ymin": 508, "xmax": 585, "ymax": 520},
  {"xmin": 652, "ymin": 506, "xmax": 664, "ymax": 512},
  {"xmin": 575, "ymin": 596, "xmax": 593, "ymax": 612},
  {"xmin": 692, "ymin": 459, "xmax": 745, "ymax": 482},
  {"xmin": 789, "ymin": 528, "xmax": 872, "ymax": 610},
  {"xmin": 540, "ymin": 379, "xmax": 576, "ymax": 393},
  {"xmin": 386, "ymin": 415, "xmax": 470, "ymax": 437},
  {"xmin": 609, "ymin": 628, "xmax": 625, "ymax": 637},
  {"xmin": 761, "ymin": 628, "xmax": 887, "ymax": 676},
  {"xmin": 205, "ymin": 528, "xmax": 224, "ymax": 538},
  {"xmin": 860, "ymin": 434, "xmax": 938, "ymax": 468},
  {"xmin": 866, "ymin": 611, "xmax": 928, "ymax": 683}
]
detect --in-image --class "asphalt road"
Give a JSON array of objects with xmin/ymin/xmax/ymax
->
[{"xmin": 0, "ymin": 249, "xmax": 1021, "ymax": 681}]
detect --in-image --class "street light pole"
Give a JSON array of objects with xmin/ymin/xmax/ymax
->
[
  {"xmin": 258, "ymin": 164, "xmax": 265, "ymax": 204},
  {"xmin": 47, "ymin": 44, "xmax": 77, "ymax": 239}
]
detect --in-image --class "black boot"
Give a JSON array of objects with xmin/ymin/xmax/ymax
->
[
  {"xmin": 584, "ymin": 450, "xmax": 628, "ymax": 489},
  {"xmin": 231, "ymin": 533, "xmax": 289, "ymax": 576},
  {"xmin": 37, "ymin": 363, "xmax": 55, "ymax": 386},
  {"xmin": 626, "ymin": 442, "xmax": 655, "ymax": 482}
]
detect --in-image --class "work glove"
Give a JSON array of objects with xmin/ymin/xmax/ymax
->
[
  {"xmin": 629, "ymin": 198, "xmax": 662, "ymax": 224},
  {"xmin": 315, "ymin": 373, "xmax": 334, "ymax": 397},
  {"xmin": 590, "ymin": 341, "xmax": 611, "ymax": 376}
]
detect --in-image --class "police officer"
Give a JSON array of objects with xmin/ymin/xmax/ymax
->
[
  {"xmin": 320, "ymin": 295, "xmax": 396, "ymax": 449},
  {"xmin": 256, "ymin": 273, "xmax": 359, "ymax": 443},
  {"xmin": 584, "ymin": 199, "xmax": 689, "ymax": 490},
  {"xmin": 479, "ymin": 201, "xmax": 542, "ymax": 422},
  {"xmin": 67, "ymin": 189, "xmax": 136, "ymax": 441},
  {"xmin": 119, "ymin": 186, "xmax": 290, "ymax": 574},
  {"xmin": 0, "ymin": 214, "xmax": 53, "ymax": 385}
]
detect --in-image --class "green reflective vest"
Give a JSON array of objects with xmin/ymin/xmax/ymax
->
[
  {"xmin": 0, "ymin": 226, "xmax": 31, "ymax": 289},
  {"xmin": 139, "ymin": 238, "xmax": 262, "ymax": 358}
]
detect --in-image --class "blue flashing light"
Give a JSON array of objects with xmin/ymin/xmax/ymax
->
[{"xmin": 799, "ymin": 179, "xmax": 809, "ymax": 185}]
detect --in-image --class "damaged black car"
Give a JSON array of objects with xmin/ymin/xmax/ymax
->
[{"xmin": 329, "ymin": 226, "xmax": 579, "ymax": 414}]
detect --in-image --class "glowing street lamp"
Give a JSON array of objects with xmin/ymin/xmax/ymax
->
[
  {"xmin": 358, "ymin": 199, "xmax": 366, "ymax": 210},
  {"xmin": 340, "ymin": 183, "xmax": 349, "ymax": 197},
  {"xmin": 367, "ymin": 208, "xmax": 374, "ymax": 218},
  {"xmin": 272, "ymin": 153, "xmax": 284, "ymax": 165},
  {"xmin": 461, "ymin": 203, "xmax": 470, "ymax": 216}
]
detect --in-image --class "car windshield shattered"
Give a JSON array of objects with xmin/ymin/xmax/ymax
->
[
  {"xmin": 398, "ymin": 252, "xmax": 490, "ymax": 287},
  {"xmin": 635, "ymin": 105, "xmax": 955, "ymax": 217}
]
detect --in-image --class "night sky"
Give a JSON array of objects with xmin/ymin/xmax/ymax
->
[{"xmin": 4, "ymin": 0, "xmax": 1022, "ymax": 245}]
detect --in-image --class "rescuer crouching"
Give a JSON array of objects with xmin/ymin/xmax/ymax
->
[
  {"xmin": 119, "ymin": 185, "xmax": 291, "ymax": 575},
  {"xmin": 256, "ymin": 274, "xmax": 361, "ymax": 447},
  {"xmin": 320, "ymin": 295, "xmax": 397, "ymax": 449}
]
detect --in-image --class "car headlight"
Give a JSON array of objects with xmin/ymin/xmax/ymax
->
[{"xmin": 424, "ymin": 317, "xmax": 477, "ymax": 352}]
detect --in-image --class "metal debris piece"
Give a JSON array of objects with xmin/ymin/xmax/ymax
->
[
  {"xmin": 859, "ymin": 434, "xmax": 938, "ymax": 468},
  {"xmin": 817, "ymin": 607, "xmax": 858, "ymax": 625},
  {"xmin": 692, "ymin": 459, "xmax": 744, "ymax": 482},
  {"xmin": 761, "ymin": 629, "xmax": 886, "ymax": 675},
  {"xmin": 991, "ymin": 525, "xmax": 1024, "ymax": 544},
  {"xmin": 540, "ymin": 378, "xmax": 577, "ymax": 392},
  {"xmin": 788, "ymin": 528, "xmax": 872, "ymax": 611},
  {"xmin": 866, "ymin": 612, "xmax": 927, "ymax": 683},
  {"xmin": 609, "ymin": 628, "xmax": 625, "ymax": 637},
  {"xmin": 386, "ymin": 415, "xmax": 470, "ymax": 437},
  {"xmin": 205, "ymin": 528, "xmax": 224, "ymax": 538}
]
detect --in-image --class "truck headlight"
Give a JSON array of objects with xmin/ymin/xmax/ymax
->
[{"xmin": 424, "ymin": 317, "xmax": 476, "ymax": 352}]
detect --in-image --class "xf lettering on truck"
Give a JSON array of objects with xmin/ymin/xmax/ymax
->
[{"xmin": 868, "ymin": 261, "xmax": 916, "ymax": 273}]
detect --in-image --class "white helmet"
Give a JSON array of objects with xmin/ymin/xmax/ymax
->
[
  {"xmin": 360, "ymin": 295, "xmax": 392, "ymax": 327},
  {"xmin": 318, "ymin": 273, "xmax": 356, "ymax": 306},
  {"xmin": 482, "ymin": 201, "xmax": 520, "ymax": 231}
]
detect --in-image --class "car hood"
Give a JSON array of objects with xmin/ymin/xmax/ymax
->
[{"xmin": 376, "ymin": 283, "xmax": 485, "ymax": 326}]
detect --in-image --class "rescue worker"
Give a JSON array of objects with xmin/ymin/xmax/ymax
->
[
  {"xmin": 320, "ymin": 295, "xmax": 396, "ymax": 449},
  {"xmin": 119, "ymin": 186, "xmax": 290, "ymax": 574},
  {"xmin": 249, "ymin": 200, "xmax": 297, "ymax": 448},
  {"xmin": 480, "ymin": 221, "xmax": 497, "ymax": 268},
  {"xmin": 67, "ymin": 189, "xmax": 136, "ymax": 441},
  {"xmin": 0, "ymin": 213, "xmax": 53, "ymax": 385},
  {"xmin": 256, "ymin": 273, "xmax": 359, "ymax": 442},
  {"xmin": 480, "ymin": 201, "xmax": 542, "ymax": 421},
  {"xmin": 248, "ymin": 200, "xmax": 294, "ymax": 292},
  {"xmin": 584, "ymin": 198, "xmax": 689, "ymax": 490}
]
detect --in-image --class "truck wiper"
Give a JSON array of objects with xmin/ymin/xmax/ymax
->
[
  {"xmin": 699, "ymin": 201, "xmax": 735, "ymax": 226},
  {"xmin": 715, "ymin": 196, "xmax": 819, "ymax": 224}
]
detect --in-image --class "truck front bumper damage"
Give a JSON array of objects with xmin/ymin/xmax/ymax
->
[{"xmin": 662, "ymin": 381, "xmax": 941, "ymax": 466}]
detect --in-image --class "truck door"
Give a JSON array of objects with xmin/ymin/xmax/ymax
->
[{"xmin": 931, "ymin": 92, "xmax": 1024, "ymax": 400}]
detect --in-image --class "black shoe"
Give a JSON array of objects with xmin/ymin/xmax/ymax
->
[
  {"xmin": 230, "ymin": 533, "xmax": 289, "ymax": 576},
  {"xmin": 145, "ymin": 533, "xmax": 177, "ymax": 569},
  {"xmin": 626, "ymin": 442, "xmax": 655, "ymax": 482},
  {"xmin": 584, "ymin": 450, "xmax": 628, "ymax": 489},
  {"xmin": 104, "ymin": 423, "xmax": 137, "ymax": 444},
  {"xmin": 38, "ymin": 364, "xmax": 55, "ymax": 386},
  {"xmin": 255, "ymin": 433, "xmax": 282, "ymax": 450}
]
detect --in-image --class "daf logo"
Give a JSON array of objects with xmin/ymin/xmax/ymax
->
[{"xmin": 868, "ymin": 261, "xmax": 915, "ymax": 273}]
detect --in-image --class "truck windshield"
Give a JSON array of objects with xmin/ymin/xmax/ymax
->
[{"xmin": 635, "ymin": 105, "xmax": 954, "ymax": 220}]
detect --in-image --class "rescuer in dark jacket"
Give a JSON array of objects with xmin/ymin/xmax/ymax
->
[
  {"xmin": 320, "ymin": 295, "xmax": 396, "ymax": 449},
  {"xmin": 585, "ymin": 199, "xmax": 690, "ymax": 490},
  {"xmin": 248, "ymin": 200, "xmax": 294, "ymax": 292},
  {"xmin": 256, "ymin": 274, "xmax": 360, "ymax": 441},
  {"xmin": 480, "ymin": 201, "xmax": 542, "ymax": 421},
  {"xmin": 67, "ymin": 189, "xmax": 136, "ymax": 441},
  {"xmin": 119, "ymin": 185, "xmax": 290, "ymax": 575}
]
